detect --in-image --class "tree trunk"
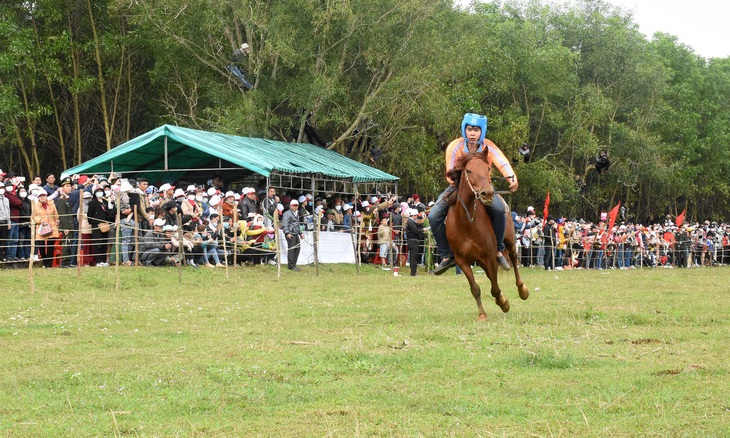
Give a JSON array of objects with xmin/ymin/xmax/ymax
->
[{"xmin": 87, "ymin": 0, "xmax": 113, "ymax": 150}]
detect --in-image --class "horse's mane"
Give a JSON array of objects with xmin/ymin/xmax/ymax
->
[{"xmin": 444, "ymin": 151, "xmax": 491, "ymax": 206}]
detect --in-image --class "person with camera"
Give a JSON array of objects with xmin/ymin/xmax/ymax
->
[
  {"xmin": 429, "ymin": 113, "xmax": 519, "ymax": 275},
  {"xmin": 404, "ymin": 208, "xmax": 425, "ymax": 276},
  {"xmin": 87, "ymin": 186, "xmax": 115, "ymax": 267}
]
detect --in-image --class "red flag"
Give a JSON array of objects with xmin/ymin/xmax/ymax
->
[
  {"xmin": 675, "ymin": 209, "xmax": 686, "ymax": 227},
  {"xmin": 542, "ymin": 191, "xmax": 550, "ymax": 230},
  {"xmin": 608, "ymin": 201, "xmax": 621, "ymax": 230}
]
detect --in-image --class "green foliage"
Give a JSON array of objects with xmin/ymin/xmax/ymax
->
[{"xmin": 0, "ymin": 0, "xmax": 728, "ymax": 218}]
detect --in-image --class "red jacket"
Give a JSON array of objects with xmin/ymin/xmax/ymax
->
[{"xmin": 5, "ymin": 192, "xmax": 22, "ymax": 222}]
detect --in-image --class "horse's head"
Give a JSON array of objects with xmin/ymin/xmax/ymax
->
[
  {"xmin": 445, "ymin": 151, "xmax": 494, "ymax": 205},
  {"xmin": 463, "ymin": 152, "xmax": 494, "ymax": 204}
]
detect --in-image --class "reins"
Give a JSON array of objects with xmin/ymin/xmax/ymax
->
[{"xmin": 458, "ymin": 170, "xmax": 480, "ymax": 223}]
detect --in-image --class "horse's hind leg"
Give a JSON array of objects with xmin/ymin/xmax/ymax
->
[
  {"xmin": 502, "ymin": 213, "xmax": 528, "ymax": 300},
  {"xmin": 455, "ymin": 258, "xmax": 488, "ymax": 320},
  {"xmin": 505, "ymin": 238, "xmax": 529, "ymax": 300},
  {"xmin": 480, "ymin": 259, "xmax": 510, "ymax": 313}
]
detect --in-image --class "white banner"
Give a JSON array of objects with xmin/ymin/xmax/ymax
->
[{"xmin": 279, "ymin": 231, "xmax": 357, "ymax": 265}]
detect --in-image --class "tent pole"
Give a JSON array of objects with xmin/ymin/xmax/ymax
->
[
  {"xmin": 164, "ymin": 136, "xmax": 169, "ymax": 171},
  {"xmin": 311, "ymin": 176, "xmax": 317, "ymax": 270}
]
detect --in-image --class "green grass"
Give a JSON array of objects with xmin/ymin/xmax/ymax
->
[{"xmin": 1, "ymin": 265, "xmax": 728, "ymax": 436}]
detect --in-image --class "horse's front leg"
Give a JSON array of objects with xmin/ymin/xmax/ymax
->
[
  {"xmin": 503, "ymin": 214, "xmax": 528, "ymax": 300},
  {"xmin": 455, "ymin": 257, "xmax": 488, "ymax": 320},
  {"xmin": 481, "ymin": 258, "xmax": 510, "ymax": 313},
  {"xmin": 504, "ymin": 237, "xmax": 529, "ymax": 300}
]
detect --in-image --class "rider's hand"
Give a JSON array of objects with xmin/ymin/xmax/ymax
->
[{"xmin": 509, "ymin": 178, "xmax": 519, "ymax": 192}]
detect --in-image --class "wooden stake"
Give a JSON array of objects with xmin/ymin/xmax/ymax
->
[
  {"xmin": 350, "ymin": 230, "xmax": 359, "ymax": 275},
  {"xmin": 233, "ymin": 209, "xmax": 238, "ymax": 268},
  {"xmin": 115, "ymin": 192, "xmax": 121, "ymax": 294},
  {"xmin": 76, "ymin": 197, "xmax": 83, "ymax": 278},
  {"xmin": 274, "ymin": 209, "xmax": 281, "ymax": 279},
  {"xmin": 133, "ymin": 205, "xmax": 139, "ymax": 268},
  {"xmin": 220, "ymin": 218, "xmax": 229, "ymax": 280},
  {"xmin": 29, "ymin": 215, "xmax": 36, "ymax": 295},
  {"xmin": 314, "ymin": 210, "xmax": 320, "ymax": 277},
  {"xmin": 176, "ymin": 213, "xmax": 183, "ymax": 283}
]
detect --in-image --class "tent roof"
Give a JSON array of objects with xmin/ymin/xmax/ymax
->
[{"xmin": 63, "ymin": 125, "xmax": 398, "ymax": 183}]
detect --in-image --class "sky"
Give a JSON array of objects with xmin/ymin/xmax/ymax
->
[{"xmin": 455, "ymin": 0, "xmax": 730, "ymax": 59}]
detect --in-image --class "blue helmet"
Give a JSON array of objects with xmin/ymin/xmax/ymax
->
[{"xmin": 461, "ymin": 113, "xmax": 487, "ymax": 144}]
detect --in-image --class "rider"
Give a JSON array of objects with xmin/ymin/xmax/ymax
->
[{"xmin": 429, "ymin": 113, "xmax": 519, "ymax": 275}]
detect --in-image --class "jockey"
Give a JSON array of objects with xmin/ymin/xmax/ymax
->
[{"xmin": 429, "ymin": 113, "xmax": 519, "ymax": 275}]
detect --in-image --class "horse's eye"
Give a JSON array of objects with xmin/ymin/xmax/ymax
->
[{"xmin": 466, "ymin": 169, "xmax": 472, "ymax": 174}]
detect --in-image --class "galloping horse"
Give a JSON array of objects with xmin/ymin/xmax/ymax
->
[{"xmin": 445, "ymin": 151, "xmax": 529, "ymax": 320}]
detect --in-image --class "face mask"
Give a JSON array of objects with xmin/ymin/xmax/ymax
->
[
  {"xmin": 95, "ymin": 192, "xmax": 104, "ymax": 198},
  {"xmin": 19, "ymin": 192, "xmax": 27, "ymax": 198},
  {"xmin": 195, "ymin": 195, "xmax": 203, "ymax": 202},
  {"xmin": 0, "ymin": 189, "xmax": 5, "ymax": 195},
  {"xmin": 104, "ymin": 190, "xmax": 111, "ymax": 197},
  {"xmin": 223, "ymin": 222, "xmax": 230, "ymax": 229},
  {"xmin": 188, "ymin": 195, "xmax": 195, "ymax": 201},
  {"xmin": 335, "ymin": 205, "xmax": 341, "ymax": 211}
]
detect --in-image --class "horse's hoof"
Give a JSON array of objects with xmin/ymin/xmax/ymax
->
[
  {"xmin": 478, "ymin": 314, "xmax": 488, "ymax": 321},
  {"xmin": 497, "ymin": 296, "xmax": 510, "ymax": 313},
  {"xmin": 518, "ymin": 285, "xmax": 529, "ymax": 300}
]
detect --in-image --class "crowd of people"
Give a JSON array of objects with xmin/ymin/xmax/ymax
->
[
  {"xmin": 512, "ymin": 207, "xmax": 729, "ymax": 270},
  {"xmin": 0, "ymin": 168, "xmax": 727, "ymax": 273}
]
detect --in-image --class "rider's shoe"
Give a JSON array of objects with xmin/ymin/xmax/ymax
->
[
  {"xmin": 432, "ymin": 258, "xmax": 456, "ymax": 275},
  {"xmin": 497, "ymin": 254, "xmax": 511, "ymax": 271}
]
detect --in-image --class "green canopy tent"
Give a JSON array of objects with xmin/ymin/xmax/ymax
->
[{"xmin": 63, "ymin": 125, "xmax": 399, "ymax": 195}]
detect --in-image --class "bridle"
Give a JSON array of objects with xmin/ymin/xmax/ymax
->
[{"xmin": 457, "ymin": 160, "xmax": 493, "ymax": 223}]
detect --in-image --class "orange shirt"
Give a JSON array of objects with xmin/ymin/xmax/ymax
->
[{"xmin": 444, "ymin": 137, "xmax": 516, "ymax": 185}]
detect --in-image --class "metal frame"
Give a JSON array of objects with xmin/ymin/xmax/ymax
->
[{"xmin": 267, "ymin": 171, "xmax": 398, "ymax": 200}]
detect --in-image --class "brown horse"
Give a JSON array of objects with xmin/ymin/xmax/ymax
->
[{"xmin": 445, "ymin": 151, "xmax": 529, "ymax": 320}]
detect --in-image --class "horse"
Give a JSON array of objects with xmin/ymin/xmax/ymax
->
[{"xmin": 444, "ymin": 151, "xmax": 529, "ymax": 320}]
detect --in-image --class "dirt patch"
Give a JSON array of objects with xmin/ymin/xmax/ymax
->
[{"xmin": 631, "ymin": 338, "xmax": 662, "ymax": 345}]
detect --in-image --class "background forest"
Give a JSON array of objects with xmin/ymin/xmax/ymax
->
[{"xmin": 1, "ymin": 0, "xmax": 728, "ymax": 222}]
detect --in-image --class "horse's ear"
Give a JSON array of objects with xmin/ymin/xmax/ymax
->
[{"xmin": 479, "ymin": 149, "xmax": 492, "ymax": 166}]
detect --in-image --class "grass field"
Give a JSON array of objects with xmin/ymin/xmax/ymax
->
[{"xmin": 0, "ymin": 264, "xmax": 728, "ymax": 437}]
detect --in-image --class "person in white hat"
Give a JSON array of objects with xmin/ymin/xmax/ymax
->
[
  {"xmin": 111, "ymin": 179, "xmax": 136, "ymax": 266},
  {"xmin": 404, "ymin": 208, "xmax": 425, "ymax": 276},
  {"xmin": 139, "ymin": 218, "xmax": 175, "ymax": 266},
  {"xmin": 282, "ymin": 199, "xmax": 303, "ymax": 271},
  {"xmin": 221, "ymin": 191, "xmax": 237, "ymax": 220},
  {"xmin": 158, "ymin": 183, "xmax": 175, "ymax": 202},
  {"xmin": 228, "ymin": 42, "xmax": 253, "ymax": 90},
  {"xmin": 239, "ymin": 187, "xmax": 259, "ymax": 220},
  {"xmin": 342, "ymin": 204, "xmax": 353, "ymax": 232}
]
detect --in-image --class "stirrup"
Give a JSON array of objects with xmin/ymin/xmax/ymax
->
[
  {"xmin": 433, "ymin": 258, "xmax": 456, "ymax": 275},
  {"xmin": 497, "ymin": 254, "xmax": 511, "ymax": 271}
]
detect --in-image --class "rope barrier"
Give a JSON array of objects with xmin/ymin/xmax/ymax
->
[{"xmin": 3, "ymin": 209, "xmax": 727, "ymax": 269}]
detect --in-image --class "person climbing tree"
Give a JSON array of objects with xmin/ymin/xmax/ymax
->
[{"xmin": 227, "ymin": 43, "xmax": 253, "ymax": 90}]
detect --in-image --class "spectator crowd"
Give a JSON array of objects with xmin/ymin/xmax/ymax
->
[{"xmin": 0, "ymin": 168, "xmax": 727, "ymax": 273}]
